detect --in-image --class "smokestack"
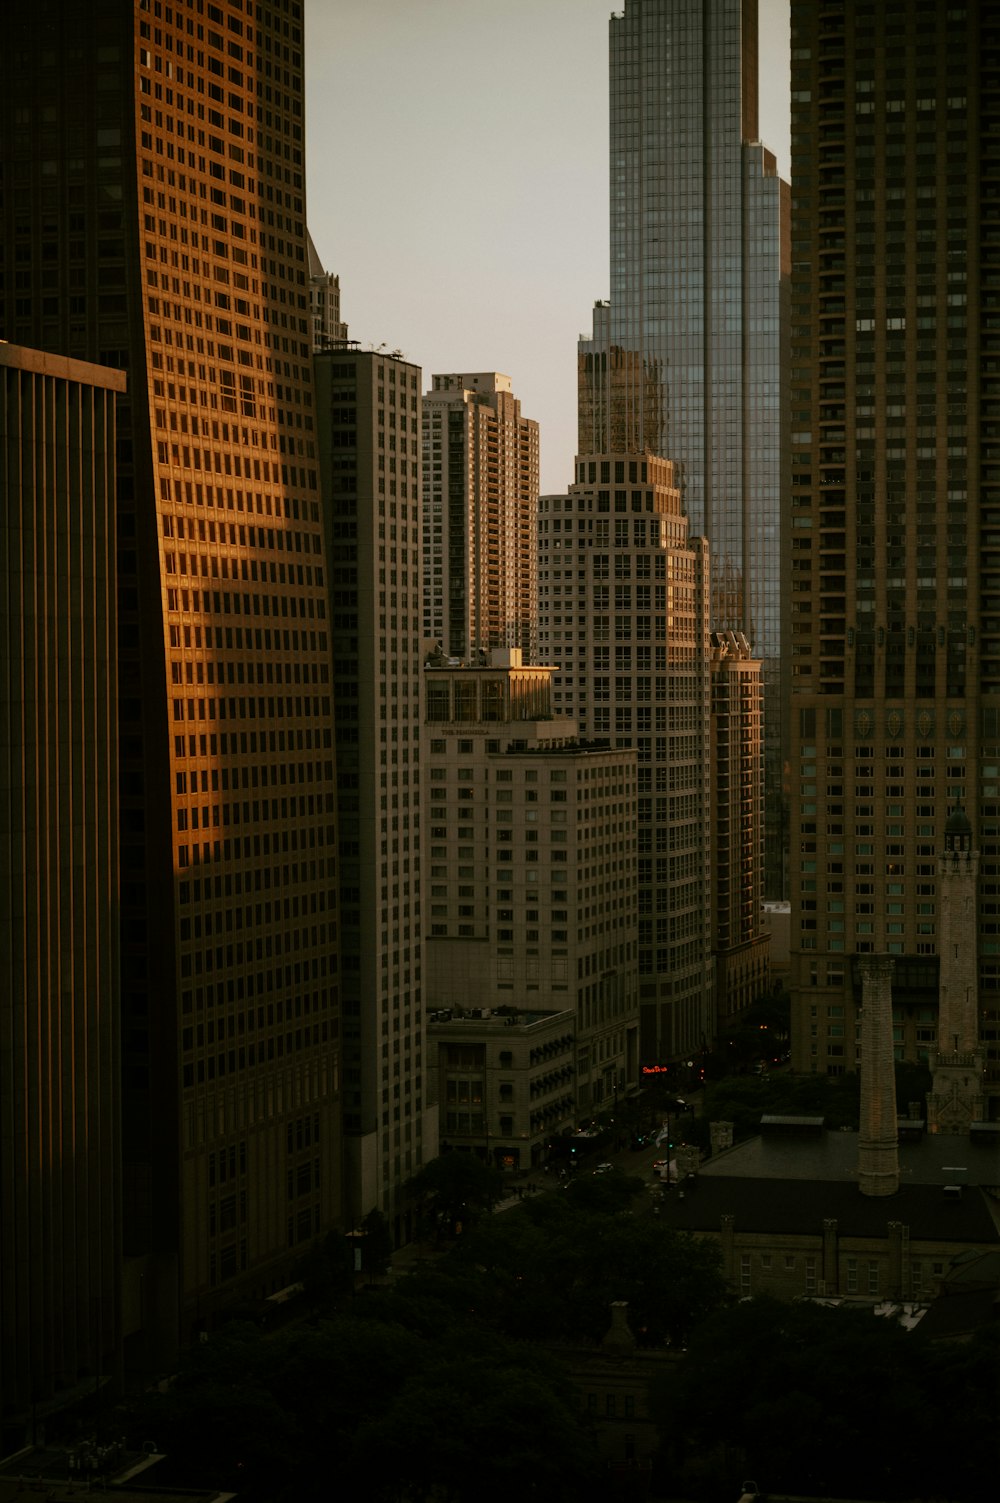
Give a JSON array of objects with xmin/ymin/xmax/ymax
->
[{"xmin": 857, "ymin": 954, "xmax": 899, "ymax": 1197}]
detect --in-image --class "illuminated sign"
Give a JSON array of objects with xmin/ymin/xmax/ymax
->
[{"xmin": 641, "ymin": 1064, "xmax": 671, "ymax": 1075}]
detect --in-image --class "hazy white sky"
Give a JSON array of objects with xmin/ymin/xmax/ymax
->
[{"xmin": 305, "ymin": 0, "xmax": 790, "ymax": 493}]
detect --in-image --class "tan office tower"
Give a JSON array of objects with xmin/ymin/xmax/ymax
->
[
  {"xmin": 316, "ymin": 348, "xmax": 435, "ymax": 1241},
  {"xmin": 307, "ymin": 231, "xmax": 348, "ymax": 352},
  {"xmin": 787, "ymin": 0, "xmax": 1000, "ymax": 1113},
  {"xmin": 538, "ymin": 455, "xmax": 714, "ymax": 1066},
  {"xmin": 710, "ymin": 632, "xmax": 769, "ymax": 1023},
  {"xmin": 0, "ymin": 1, "xmax": 342, "ymax": 1366},
  {"xmin": 422, "ymin": 373, "xmax": 539, "ymax": 663},
  {"xmin": 0, "ymin": 345, "xmax": 124, "ymax": 1423},
  {"xmin": 423, "ymin": 650, "xmax": 640, "ymax": 1118}
]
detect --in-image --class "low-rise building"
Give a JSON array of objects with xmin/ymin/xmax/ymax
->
[
  {"xmin": 427, "ymin": 1006, "xmax": 576, "ymax": 1170},
  {"xmin": 657, "ymin": 1128, "xmax": 1000, "ymax": 1303},
  {"xmin": 423, "ymin": 649, "xmax": 640, "ymax": 1118}
]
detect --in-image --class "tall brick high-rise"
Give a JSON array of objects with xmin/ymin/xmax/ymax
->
[
  {"xmin": 422, "ymin": 373, "xmax": 539, "ymax": 664},
  {"xmin": 1, "ymin": 0, "xmax": 342, "ymax": 1370},
  {"xmin": 787, "ymin": 0, "xmax": 1000, "ymax": 1117}
]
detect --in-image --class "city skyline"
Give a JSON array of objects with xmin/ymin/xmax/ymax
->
[
  {"xmin": 306, "ymin": 0, "xmax": 791, "ymax": 495},
  {"xmin": 3, "ymin": 0, "xmax": 1000, "ymax": 1450}
]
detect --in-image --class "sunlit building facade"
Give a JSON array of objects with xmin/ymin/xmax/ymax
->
[
  {"xmin": 0, "ymin": 0, "xmax": 343, "ymax": 1368},
  {"xmin": 307, "ymin": 230, "xmax": 348, "ymax": 352},
  {"xmin": 421, "ymin": 372, "xmax": 539, "ymax": 663},
  {"xmin": 538, "ymin": 453, "xmax": 714, "ymax": 1064}
]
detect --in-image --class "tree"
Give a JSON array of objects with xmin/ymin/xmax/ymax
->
[
  {"xmin": 352, "ymin": 1329, "xmax": 603, "ymax": 1503},
  {"xmin": 452, "ymin": 1183, "xmax": 727, "ymax": 1348},
  {"xmin": 405, "ymin": 1151, "xmax": 504, "ymax": 1238},
  {"xmin": 359, "ymin": 1207, "xmax": 393, "ymax": 1277},
  {"xmin": 659, "ymin": 1297, "xmax": 1000, "ymax": 1501},
  {"xmin": 122, "ymin": 1302, "xmax": 604, "ymax": 1502},
  {"xmin": 297, "ymin": 1229, "xmax": 355, "ymax": 1311}
]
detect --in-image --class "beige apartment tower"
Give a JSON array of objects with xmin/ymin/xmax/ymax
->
[
  {"xmin": 0, "ymin": 345, "xmax": 125, "ymax": 1422},
  {"xmin": 316, "ymin": 347, "xmax": 436, "ymax": 1241},
  {"xmin": 422, "ymin": 373, "xmax": 539, "ymax": 663},
  {"xmin": 423, "ymin": 650, "xmax": 640, "ymax": 1119},
  {"xmin": 1, "ymin": 0, "xmax": 344, "ymax": 1367},
  {"xmin": 538, "ymin": 453, "xmax": 715, "ymax": 1065}
]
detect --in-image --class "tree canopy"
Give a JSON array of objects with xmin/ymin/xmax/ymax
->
[
  {"xmin": 657, "ymin": 1296, "xmax": 1000, "ymax": 1501},
  {"xmin": 405, "ymin": 1151, "xmax": 504, "ymax": 1237},
  {"xmin": 450, "ymin": 1173, "xmax": 728, "ymax": 1347},
  {"xmin": 127, "ymin": 1313, "xmax": 603, "ymax": 1502}
]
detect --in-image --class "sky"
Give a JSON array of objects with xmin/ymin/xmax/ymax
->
[{"xmin": 305, "ymin": 0, "xmax": 790, "ymax": 494}]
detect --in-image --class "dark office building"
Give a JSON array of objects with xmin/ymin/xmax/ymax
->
[
  {"xmin": 786, "ymin": 0, "xmax": 1000, "ymax": 1118},
  {"xmin": 0, "ymin": 344, "xmax": 125, "ymax": 1424}
]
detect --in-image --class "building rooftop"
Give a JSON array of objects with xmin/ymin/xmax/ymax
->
[
  {"xmin": 427, "ymin": 1006, "xmax": 574, "ymax": 1031},
  {"xmin": 700, "ymin": 1128, "xmax": 1000, "ymax": 1187},
  {"xmin": 657, "ymin": 1173, "xmax": 1000, "ymax": 1245}
]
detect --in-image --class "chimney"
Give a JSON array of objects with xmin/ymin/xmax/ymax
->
[{"xmin": 857, "ymin": 954, "xmax": 899, "ymax": 1196}]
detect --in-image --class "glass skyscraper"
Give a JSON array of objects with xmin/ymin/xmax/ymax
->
[{"xmin": 579, "ymin": 0, "xmax": 789, "ymax": 891}]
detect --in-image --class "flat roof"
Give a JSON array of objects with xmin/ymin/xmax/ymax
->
[
  {"xmin": 701, "ymin": 1129, "xmax": 1000, "ymax": 1188},
  {"xmin": 0, "ymin": 340, "xmax": 127, "ymax": 392},
  {"xmin": 657, "ymin": 1175, "xmax": 1000, "ymax": 1245},
  {"xmin": 427, "ymin": 1007, "xmax": 574, "ymax": 1029}
]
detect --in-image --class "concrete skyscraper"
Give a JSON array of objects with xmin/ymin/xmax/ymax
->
[
  {"xmin": 316, "ymin": 347, "xmax": 436, "ymax": 1242},
  {"xmin": 579, "ymin": 0, "xmax": 789, "ymax": 894},
  {"xmin": 422, "ymin": 373, "xmax": 539, "ymax": 664},
  {"xmin": 1, "ymin": 345, "xmax": 124, "ymax": 1422},
  {"xmin": 538, "ymin": 454, "xmax": 714, "ymax": 1065},
  {"xmin": 787, "ymin": 0, "xmax": 999, "ymax": 1119},
  {"xmin": 1, "ymin": 0, "xmax": 343, "ymax": 1369}
]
